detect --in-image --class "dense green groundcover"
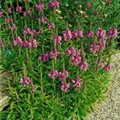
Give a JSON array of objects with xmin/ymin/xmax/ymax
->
[{"xmin": 0, "ymin": 0, "xmax": 120, "ymax": 120}]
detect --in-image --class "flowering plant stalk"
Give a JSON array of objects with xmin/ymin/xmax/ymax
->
[{"xmin": 0, "ymin": 0, "xmax": 119, "ymax": 119}]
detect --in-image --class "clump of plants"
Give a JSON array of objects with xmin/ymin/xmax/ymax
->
[{"xmin": 0, "ymin": 0, "xmax": 119, "ymax": 119}]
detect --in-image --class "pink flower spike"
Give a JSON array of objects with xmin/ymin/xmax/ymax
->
[
  {"xmin": 48, "ymin": 69, "xmax": 58, "ymax": 79},
  {"xmin": 105, "ymin": 64, "xmax": 111, "ymax": 71},
  {"xmin": 33, "ymin": 30, "xmax": 37, "ymax": 37},
  {"xmin": 33, "ymin": 39, "xmax": 37, "ymax": 48},
  {"xmin": 0, "ymin": 10, "xmax": 3, "ymax": 18},
  {"xmin": 40, "ymin": 17, "xmax": 47, "ymax": 24},
  {"xmin": 48, "ymin": 22, "xmax": 55, "ymax": 30},
  {"xmin": 39, "ymin": 53, "xmax": 49, "ymax": 62},
  {"xmin": 5, "ymin": 18, "xmax": 12, "ymax": 24},
  {"xmin": 66, "ymin": 49, "xmax": 71, "ymax": 56},
  {"xmin": 79, "ymin": 61, "xmax": 88, "ymax": 70},
  {"xmin": 13, "ymin": 39, "xmax": 17, "ymax": 46},
  {"xmin": 70, "ymin": 47, "xmax": 76, "ymax": 56},
  {"xmin": 72, "ymin": 76, "xmax": 82, "ymax": 88},
  {"xmin": 20, "ymin": 78, "xmax": 24, "ymax": 85},
  {"xmin": 35, "ymin": 3, "xmax": 44, "ymax": 11},
  {"xmin": 108, "ymin": 27, "xmax": 117, "ymax": 39},
  {"xmin": 24, "ymin": 77, "xmax": 31, "ymax": 85},
  {"xmin": 38, "ymin": 29, "xmax": 43, "ymax": 34},
  {"xmin": 17, "ymin": 36, "xmax": 23, "ymax": 46},
  {"xmin": 10, "ymin": 24, "xmax": 16, "ymax": 30},
  {"xmin": 53, "ymin": 35, "xmax": 61, "ymax": 46},
  {"xmin": 61, "ymin": 81, "xmax": 70, "ymax": 92},
  {"xmin": 31, "ymin": 86, "xmax": 35, "ymax": 92},
  {"xmin": 48, "ymin": 0, "xmax": 60, "ymax": 9},
  {"xmin": 6, "ymin": 7, "xmax": 12, "ymax": 14},
  {"xmin": 78, "ymin": 30, "xmax": 83, "ymax": 38},
  {"xmin": 63, "ymin": 30, "xmax": 72, "ymax": 41},
  {"xmin": 16, "ymin": 6, "xmax": 22, "ymax": 12}
]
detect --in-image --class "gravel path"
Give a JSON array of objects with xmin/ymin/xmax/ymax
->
[
  {"xmin": 0, "ymin": 67, "xmax": 10, "ymax": 112},
  {"xmin": 88, "ymin": 52, "xmax": 120, "ymax": 120}
]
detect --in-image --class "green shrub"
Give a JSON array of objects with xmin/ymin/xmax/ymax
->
[{"xmin": 0, "ymin": 0, "xmax": 119, "ymax": 119}]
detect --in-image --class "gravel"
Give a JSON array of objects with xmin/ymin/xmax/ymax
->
[{"xmin": 88, "ymin": 52, "xmax": 120, "ymax": 120}]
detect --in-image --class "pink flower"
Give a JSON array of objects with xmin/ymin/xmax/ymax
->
[
  {"xmin": 66, "ymin": 49, "xmax": 71, "ymax": 56},
  {"xmin": 72, "ymin": 30, "xmax": 78, "ymax": 38},
  {"xmin": 39, "ymin": 53, "xmax": 49, "ymax": 62},
  {"xmin": 105, "ymin": 64, "xmax": 111, "ymax": 71},
  {"xmin": 6, "ymin": 7, "xmax": 12, "ymax": 14},
  {"xmin": 61, "ymin": 81, "xmax": 70, "ymax": 92},
  {"xmin": 72, "ymin": 76, "xmax": 82, "ymax": 88},
  {"xmin": 31, "ymin": 86, "xmax": 35, "ymax": 92},
  {"xmin": 106, "ymin": 0, "xmax": 112, "ymax": 4},
  {"xmin": 26, "ymin": 40, "xmax": 32, "ymax": 48},
  {"xmin": 48, "ymin": 0, "xmax": 60, "ymax": 9},
  {"xmin": 13, "ymin": 39, "xmax": 17, "ymax": 46},
  {"xmin": 0, "ymin": 41, "xmax": 5, "ymax": 47},
  {"xmin": 10, "ymin": 24, "xmax": 16, "ymax": 30},
  {"xmin": 97, "ymin": 28, "xmax": 106, "ymax": 39},
  {"xmin": 26, "ymin": 28, "xmax": 32, "ymax": 35},
  {"xmin": 35, "ymin": 3, "xmax": 44, "ymax": 11},
  {"xmin": 0, "ymin": 10, "xmax": 3, "ymax": 18},
  {"xmin": 50, "ymin": 50, "xmax": 59, "ymax": 58},
  {"xmin": 5, "ymin": 18, "xmax": 12, "ymax": 24},
  {"xmin": 32, "ymin": 30, "xmax": 37, "ymax": 37},
  {"xmin": 24, "ymin": 10, "xmax": 31, "ymax": 16},
  {"xmin": 48, "ymin": 70, "xmax": 58, "ymax": 79},
  {"xmin": 48, "ymin": 22, "xmax": 55, "ymax": 30},
  {"xmin": 70, "ymin": 47, "xmax": 76, "ymax": 56},
  {"xmin": 20, "ymin": 77, "xmax": 31, "ymax": 85},
  {"xmin": 20, "ymin": 78, "xmax": 24, "ymax": 85},
  {"xmin": 90, "ymin": 43, "xmax": 99, "ymax": 53},
  {"xmin": 95, "ymin": 59, "xmax": 103, "ymax": 68},
  {"xmin": 24, "ymin": 77, "xmax": 31, "ymax": 85},
  {"xmin": 86, "ymin": 3, "xmax": 92, "ymax": 7},
  {"xmin": 71, "ymin": 55, "xmax": 81, "ymax": 65},
  {"xmin": 33, "ymin": 39, "xmax": 37, "ymax": 48},
  {"xmin": 108, "ymin": 27, "xmax": 117, "ymax": 39},
  {"xmin": 99, "ymin": 38, "xmax": 106, "ymax": 51},
  {"xmin": 58, "ymin": 70, "xmax": 69, "ymax": 81},
  {"xmin": 79, "ymin": 61, "xmax": 88, "ymax": 70},
  {"xmin": 63, "ymin": 30, "xmax": 72, "ymax": 41},
  {"xmin": 40, "ymin": 17, "xmax": 47, "ymax": 24},
  {"xmin": 78, "ymin": 30, "xmax": 83, "ymax": 38},
  {"xmin": 86, "ymin": 31, "xmax": 94, "ymax": 38},
  {"xmin": 53, "ymin": 35, "xmax": 61, "ymax": 46},
  {"xmin": 17, "ymin": 36, "xmax": 23, "ymax": 46},
  {"xmin": 16, "ymin": 6, "xmax": 22, "ymax": 12},
  {"xmin": 72, "ymin": 30, "xmax": 83, "ymax": 38},
  {"xmin": 38, "ymin": 29, "xmax": 43, "ymax": 34}
]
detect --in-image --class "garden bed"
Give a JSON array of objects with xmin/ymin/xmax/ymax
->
[{"xmin": 0, "ymin": 0, "xmax": 120, "ymax": 120}]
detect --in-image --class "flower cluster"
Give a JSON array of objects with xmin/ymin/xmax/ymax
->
[
  {"xmin": 13, "ymin": 37, "xmax": 37, "ymax": 48},
  {"xmin": 48, "ymin": 0, "xmax": 60, "ymax": 9},
  {"xmin": 97, "ymin": 28, "xmax": 106, "ymax": 39},
  {"xmin": 20, "ymin": 76, "xmax": 31, "ymax": 85},
  {"xmin": 53, "ymin": 35, "xmax": 61, "ymax": 46},
  {"xmin": 66, "ymin": 47, "xmax": 88, "ymax": 70},
  {"xmin": 0, "ymin": 10, "xmax": 3, "ymax": 18},
  {"xmin": 72, "ymin": 76, "xmax": 82, "ymax": 88},
  {"xmin": 48, "ymin": 69, "xmax": 82, "ymax": 92},
  {"xmin": 105, "ymin": 64, "xmax": 111, "ymax": 71},
  {"xmin": 35, "ymin": 3, "xmax": 44, "ymax": 11},
  {"xmin": 61, "ymin": 81, "xmax": 70, "ymax": 92},
  {"xmin": 108, "ymin": 27, "xmax": 117, "ymax": 39},
  {"xmin": 38, "ymin": 50, "xmax": 59, "ymax": 62}
]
